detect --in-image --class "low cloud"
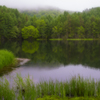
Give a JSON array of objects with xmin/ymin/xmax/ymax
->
[{"xmin": 0, "ymin": 0, "xmax": 100, "ymax": 11}]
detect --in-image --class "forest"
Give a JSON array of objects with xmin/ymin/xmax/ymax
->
[{"xmin": 0, "ymin": 6, "xmax": 100, "ymax": 40}]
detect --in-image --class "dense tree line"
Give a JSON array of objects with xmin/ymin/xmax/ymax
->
[
  {"xmin": 0, "ymin": 6, "xmax": 29, "ymax": 40},
  {"xmin": 1, "ymin": 6, "xmax": 100, "ymax": 40}
]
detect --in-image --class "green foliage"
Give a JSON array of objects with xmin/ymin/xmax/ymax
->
[
  {"xmin": 77, "ymin": 26, "xmax": 85, "ymax": 38},
  {"xmin": 0, "ymin": 50, "xmax": 16, "ymax": 69},
  {"xmin": 36, "ymin": 19, "xmax": 46, "ymax": 38},
  {"xmin": 52, "ymin": 26, "xmax": 58, "ymax": 38},
  {"xmin": 22, "ymin": 26, "xmax": 39, "ymax": 39},
  {"xmin": 15, "ymin": 74, "xmax": 36, "ymax": 100},
  {"xmin": 1, "ymin": 6, "xmax": 100, "ymax": 40},
  {"xmin": 37, "ymin": 96, "xmax": 100, "ymax": 100},
  {"xmin": 0, "ymin": 79, "xmax": 15, "ymax": 100},
  {"xmin": 0, "ymin": 6, "xmax": 28, "ymax": 39},
  {"xmin": 1, "ymin": 75, "xmax": 100, "ymax": 99},
  {"xmin": 36, "ymin": 76, "xmax": 96, "ymax": 97}
]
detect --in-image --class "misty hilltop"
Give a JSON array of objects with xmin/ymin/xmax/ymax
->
[
  {"xmin": 20, "ymin": 7, "xmax": 75, "ymax": 17},
  {"xmin": 0, "ymin": 0, "xmax": 100, "ymax": 12}
]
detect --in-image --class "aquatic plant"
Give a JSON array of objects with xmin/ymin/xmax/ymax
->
[
  {"xmin": 0, "ymin": 50, "xmax": 16, "ymax": 69},
  {"xmin": 37, "ymin": 96, "xmax": 100, "ymax": 100},
  {"xmin": 0, "ymin": 79, "xmax": 15, "ymax": 100},
  {"xmin": 36, "ymin": 76, "xmax": 96, "ymax": 98},
  {"xmin": 1, "ymin": 75, "xmax": 100, "ymax": 99},
  {"xmin": 14, "ymin": 74, "xmax": 36, "ymax": 100}
]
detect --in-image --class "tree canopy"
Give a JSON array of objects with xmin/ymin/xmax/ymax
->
[
  {"xmin": 1, "ymin": 6, "xmax": 100, "ymax": 40},
  {"xmin": 22, "ymin": 26, "xmax": 39, "ymax": 39}
]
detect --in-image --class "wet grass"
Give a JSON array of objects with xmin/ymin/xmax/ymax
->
[
  {"xmin": 1, "ymin": 75, "xmax": 100, "ymax": 100},
  {"xmin": 36, "ymin": 38, "xmax": 99, "ymax": 41},
  {"xmin": 48, "ymin": 38, "xmax": 94, "ymax": 41},
  {"xmin": 49, "ymin": 39, "xmax": 63, "ymax": 40},
  {"xmin": 0, "ymin": 50, "xmax": 16, "ymax": 69},
  {"xmin": 36, "ymin": 76, "xmax": 97, "ymax": 98},
  {"xmin": 67, "ymin": 38, "xmax": 94, "ymax": 40},
  {"xmin": 37, "ymin": 39, "xmax": 47, "ymax": 40},
  {"xmin": 37, "ymin": 96, "xmax": 100, "ymax": 100},
  {"xmin": 0, "ymin": 79, "xmax": 15, "ymax": 100}
]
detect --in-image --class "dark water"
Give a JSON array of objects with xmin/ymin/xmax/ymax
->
[{"xmin": 0, "ymin": 40, "xmax": 100, "ymax": 83}]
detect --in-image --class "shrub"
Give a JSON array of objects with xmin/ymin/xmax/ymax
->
[{"xmin": 0, "ymin": 50, "xmax": 16, "ymax": 69}]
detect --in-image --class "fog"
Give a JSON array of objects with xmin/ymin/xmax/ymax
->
[{"xmin": 0, "ymin": 0, "xmax": 100, "ymax": 11}]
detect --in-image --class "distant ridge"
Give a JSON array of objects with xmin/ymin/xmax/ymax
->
[{"xmin": 20, "ymin": 6, "xmax": 76, "ymax": 17}]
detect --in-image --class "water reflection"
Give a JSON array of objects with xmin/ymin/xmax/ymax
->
[
  {"xmin": 2, "ymin": 64, "xmax": 100, "ymax": 83},
  {"xmin": 0, "ymin": 40, "xmax": 100, "ymax": 78},
  {"xmin": 22, "ymin": 41, "xmax": 39, "ymax": 54}
]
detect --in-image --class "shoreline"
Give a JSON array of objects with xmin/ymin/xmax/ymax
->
[
  {"xmin": 16, "ymin": 58, "xmax": 30, "ymax": 66},
  {"xmin": 37, "ymin": 38, "xmax": 100, "ymax": 41}
]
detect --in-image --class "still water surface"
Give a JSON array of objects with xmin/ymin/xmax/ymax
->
[{"xmin": 0, "ymin": 40, "xmax": 100, "ymax": 83}]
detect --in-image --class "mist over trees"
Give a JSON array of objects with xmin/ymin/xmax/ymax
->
[
  {"xmin": 0, "ymin": 5, "xmax": 100, "ymax": 40},
  {"xmin": 21, "ymin": 8, "xmax": 63, "ymax": 17}
]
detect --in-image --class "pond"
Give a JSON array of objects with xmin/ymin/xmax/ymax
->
[{"xmin": 0, "ymin": 40, "xmax": 100, "ymax": 83}]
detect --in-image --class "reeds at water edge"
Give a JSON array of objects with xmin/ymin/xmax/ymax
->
[{"xmin": 1, "ymin": 75, "xmax": 100, "ymax": 100}]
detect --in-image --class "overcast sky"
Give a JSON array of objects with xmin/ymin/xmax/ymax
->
[{"xmin": 0, "ymin": 0, "xmax": 100, "ymax": 11}]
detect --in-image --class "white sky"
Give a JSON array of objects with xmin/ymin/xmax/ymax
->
[{"xmin": 0, "ymin": 0, "xmax": 100, "ymax": 11}]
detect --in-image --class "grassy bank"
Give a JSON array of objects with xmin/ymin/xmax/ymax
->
[
  {"xmin": 67, "ymin": 38, "xmax": 94, "ymax": 40},
  {"xmin": 1, "ymin": 75, "xmax": 100, "ymax": 100},
  {"xmin": 0, "ymin": 50, "xmax": 16, "ymax": 69},
  {"xmin": 34, "ymin": 38, "xmax": 99, "ymax": 41},
  {"xmin": 49, "ymin": 38, "xmax": 96, "ymax": 41},
  {"xmin": 49, "ymin": 38, "xmax": 63, "ymax": 40},
  {"xmin": 37, "ymin": 96, "xmax": 100, "ymax": 100}
]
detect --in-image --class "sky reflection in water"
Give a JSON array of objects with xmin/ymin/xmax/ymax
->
[{"xmin": 2, "ymin": 64, "xmax": 100, "ymax": 83}]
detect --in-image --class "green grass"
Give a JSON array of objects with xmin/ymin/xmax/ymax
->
[
  {"xmin": 49, "ymin": 38, "xmax": 63, "ymax": 40},
  {"xmin": 41, "ymin": 38, "xmax": 96, "ymax": 41},
  {"xmin": 37, "ymin": 38, "xmax": 63, "ymax": 41},
  {"xmin": 67, "ymin": 38, "xmax": 94, "ymax": 40},
  {"xmin": 1, "ymin": 75, "xmax": 100, "ymax": 100},
  {"xmin": 0, "ymin": 49, "xmax": 16, "ymax": 69},
  {"xmin": 37, "ymin": 96, "xmax": 100, "ymax": 100},
  {"xmin": 0, "ymin": 78, "xmax": 15, "ymax": 100},
  {"xmin": 37, "ymin": 39, "xmax": 47, "ymax": 40},
  {"xmin": 36, "ymin": 38, "xmax": 100, "ymax": 41},
  {"xmin": 36, "ymin": 76, "xmax": 97, "ymax": 98}
]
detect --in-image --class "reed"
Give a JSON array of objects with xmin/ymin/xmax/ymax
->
[
  {"xmin": 35, "ymin": 76, "xmax": 99, "ymax": 98},
  {"xmin": 37, "ymin": 96, "xmax": 100, "ymax": 100},
  {"xmin": 14, "ymin": 74, "xmax": 36, "ymax": 100},
  {"xmin": 0, "ymin": 79, "xmax": 15, "ymax": 100},
  {"xmin": 0, "ymin": 50, "xmax": 16, "ymax": 69},
  {"xmin": 1, "ymin": 75, "xmax": 100, "ymax": 100}
]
